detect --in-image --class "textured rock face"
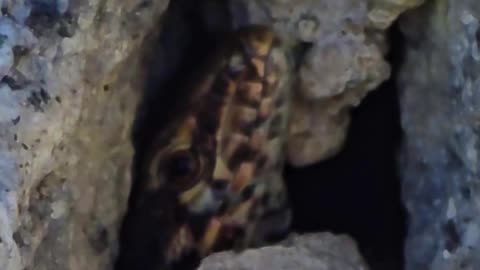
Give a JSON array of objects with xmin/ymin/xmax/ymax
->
[
  {"xmin": 399, "ymin": 1, "xmax": 480, "ymax": 269},
  {"xmin": 0, "ymin": 0, "xmax": 168, "ymax": 270},
  {"xmin": 198, "ymin": 233, "xmax": 369, "ymax": 270},
  {"xmin": 230, "ymin": 0, "xmax": 424, "ymax": 167}
]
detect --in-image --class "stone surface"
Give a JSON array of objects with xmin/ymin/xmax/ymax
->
[
  {"xmin": 198, "ymin": 233, "xmax": 369, "ymax": 270},
  {"xmin": 230, "ymin": 0, "xmax": 423, "ymax": 167},
  {"xmin": 398, "ymin": 1, "xmax": 480, "ymax": 269},
  {"xmin": 287, "ymin": 97, "xmax": 350, "ymax": 167},
  {"xmin": 368, "ymin": 0, "xmax": 427, "ymax": 30},
  {"xmin": 0, "ymin": 0, "xmax": 168, "ymax": 270}
]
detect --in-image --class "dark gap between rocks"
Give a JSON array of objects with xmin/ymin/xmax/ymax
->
[
  {"xmin": 115, "ymin": 0, "xmax": 409, "ymax": 268},
  {"xmin": 284, "ymin": 22, "xmax": 408, "ymax": 270}
]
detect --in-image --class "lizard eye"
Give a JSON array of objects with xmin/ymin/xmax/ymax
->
[{"xmin": 164, "ymin": 150, "xmax": 201, "ymax": 191}]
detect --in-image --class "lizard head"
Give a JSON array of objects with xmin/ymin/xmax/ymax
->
[{"xmin": 136, "ymin": 25, "xmax": 292, "ymax": 266}]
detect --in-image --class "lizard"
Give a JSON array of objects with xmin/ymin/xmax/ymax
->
[{"xmin": 116, "ymin": 25, "xmax": 294, "ymax": 270}]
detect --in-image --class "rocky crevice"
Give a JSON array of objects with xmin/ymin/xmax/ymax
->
[
  {"xmin": 116, "ymin": 1, "xmax": 418, "ymax": 270},
  {"xmin": 3, "ymin": 0, "xmax": 477, "ymax": 270}
]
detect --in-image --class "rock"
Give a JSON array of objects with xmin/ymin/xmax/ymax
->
[
  {"xmin": 198, "ymin": 233, "xmax": 369, "ymax": 270},
  {"xmin": 287, "ymin": 96, "xmax": 350, "ymax": 167},
  {"xmin": 229, "ymin": 0, "xmax": 422, "ymax": 167},
  {"xmin": 0, "ymin": 0, "xmax": 169, "ymax": 269},
  {"xmin": 297, "ymin": 33, "xmax": 389, "ymax": 100},
  {"xmin": 368, "ymin": 0, "xmax": 427, "ymax": 30},
  {"xmin": 398, "ymin": 1, "xmax": 480, "ymax": 269},
  {"xmin": 0, "ymin": 84, "xmax": 18, "ymax": 123}
]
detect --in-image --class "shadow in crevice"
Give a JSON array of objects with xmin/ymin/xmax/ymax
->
[
  {"xmin": 115, "ymin": 1, "xmax": 234, "ymax": 270},
  {"xmin": 284, "ymin": 23, "xmax": 408, "ymax": 270}
]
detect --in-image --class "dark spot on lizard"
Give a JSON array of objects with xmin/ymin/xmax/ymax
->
[
  {"xmin": 187, "ymin": 213, "xmax": 213, "ymax": 241},
  {"xmin": 211, "ymin": 180, "xmax": 228, "ymax": 190},
  {"xmin": 199, "ymin": 107, "xmax": 222, "ymax": 135},
  {"xmin": 267, "ymin": 114, "xmax": 283, "ymax": 139},
  {"xmin": 227, "ymin": 143, "xmax": 256, "ymax": 170},
  {"xmin": 217, "ymin": 200, "xmax": 229, "ymax": 215},
  {"xmin": 260, "ymin": 193, "xmax": 270, "ymax": 206},
  {"xmin": 211, "ymin": 74, "xmax": 232, "ymax": 97}
]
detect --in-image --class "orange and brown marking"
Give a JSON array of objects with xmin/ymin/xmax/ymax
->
[{"xmin": 138, "ymin": 25, "xmax": 293, "ymax": 267}]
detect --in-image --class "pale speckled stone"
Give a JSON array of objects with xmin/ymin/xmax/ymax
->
[
  {"xmin": 398, "ymin": 1, "xmax": 480, "ymax": 269},
  {"xmin": 0, "ymin": 45, "xmax": 13, "ymax": 78},
  {"xmin": 0, "ymin": 84, "xmax": 18, "ymax": 123},
  {"xmin": 0, "ymin": 17, "xmax": 37, "ymax": 48},
  {"xmin": 198, "ymin": 233, "xmax": 369, "ymax": 270},
  {"xmin": 0, "ymin": 0, "xmax": 169, "ymax": 269}
]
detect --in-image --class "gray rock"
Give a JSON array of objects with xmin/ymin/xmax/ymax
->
[
  {"xmin": 0, "ymin": 45, "xmax": 13, "ymax": 78},
  {"xmin": 398, "ymin": 0, "xmax": 480, "ymax": 269},
  {"xmin": 0, "ymin": 0, "xmax": 169, "ymax": 269},
  {"xmin": 0, "ymin": 84, "xmax": 18, "ymax": 123},
  {"xmin": 198, "ymin": 233, "xmax": 369, "ymax": 270}
]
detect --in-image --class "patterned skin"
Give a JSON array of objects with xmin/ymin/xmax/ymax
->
[{"xmin": 118, "ymin": 25, "xmax": 293, "ymax": 269}]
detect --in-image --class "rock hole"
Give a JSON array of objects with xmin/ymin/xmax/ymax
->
[{"xmin": 284, "ymin": 22, "xmax": 407, "ymax": 270}]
